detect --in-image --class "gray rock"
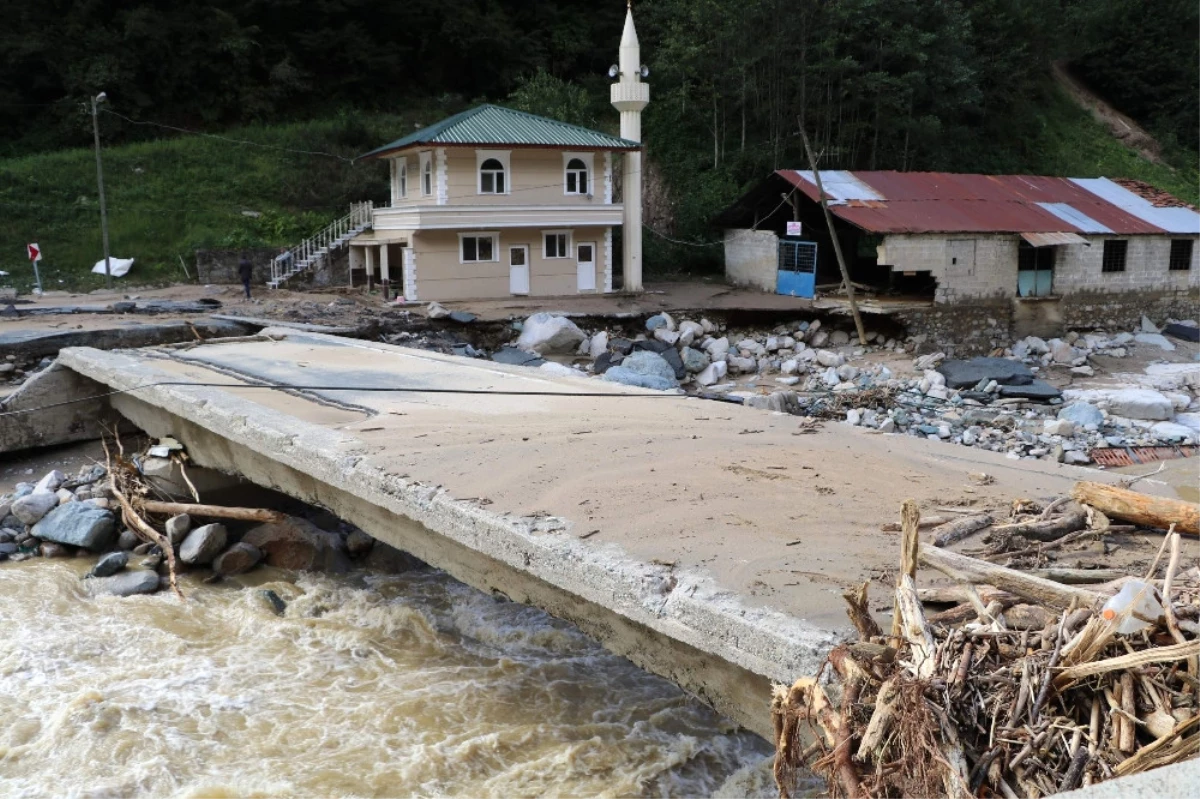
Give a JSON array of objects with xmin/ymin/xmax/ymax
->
[
  {"xmin": 745, "ymin": 391, "xmax": 801, "ymax": 414},
  {"xmin": 425, "ymin": 301, "xmax": 452, "ymax": 319},
  {"xmin": 632, "ymin": 340, "xmax": 686, "ymax": 379},
  {"xmin": 515, "ymin": 313, "xmax": 586, "ymax": 354},
  {"xmin": 31, "ymin": 503, "xmax": 116, "ymax": 551},
  {"xmin": 491, "ymin": 345, "xmax": 545, "ymax": 367},
  {"xmin": 828, "ymin": 330, "xmax": 851, "ymax": 346},
  {"xmin": 346, "ymin": 529, "xmax": 375, "ymax": 558},
  {"xmin": 1140, "ymin": 315, "xmax": 1160, "ymax": 333},
  {"xmin": 0, "ymin": 542, "xmax": 17, "ymax": 556},
  {"xmin": 259, "ymin": 588, "xmax": 288, "ymax": 615},
  {"xmin": 815, "ymin": 349, "xmax": 844, "ymax": 368},
  {"xmin": 610, "ymin": 337, "xmax": 634, "ymax": 356},
  {"xmin": 1064, "ymin": 389, "xmax": 1174, "ymax": 421},
  {"xmin": 90, "ymin": 551, "xmax": 129, "ymax": 578},
  {"xmin": 179, "ymin": 523, "xmax": 228, "ymax": 565},
  {"xmin": 680, "ymin": 347, "xmax": 710, "ymax": 374},
  {"xmin": 447, "ymin": 311, "xmax": 476, "ymax": 324},
  {"xmin": 1043, "ymin": 419, "xmax": 1075, "ymax": 436},
  {"xmin": 645, "ymin": 312, "xmax": 674, "ymax": 332},
  {"xmin": 938, "ymin": 358, "xmax": 1034, "ymax": 389},
  {"xmin": 11, "ymin": 491, "xmax": 58, "ymax": 525},
  {"xmin": 165, "ymin": 514, "xmax": 191, "ymax": 545},
  {"xmin": 34, "ymin": 470, "xmax": 68, "ymax": 493},
  {"xmin": 1133, "ymin": 333, "xmax": 1176, "ymax": 351},
  {"xmin": 213, "ymin": 542, "xmax": 263, "ymax": 576},
  {"xmin": 1058, "ymin": 402, "xmax": 1104, "ymax": 428},
  {"xmin": 363, "ymin": 541, "xmax": 426, "ymax": 573},
  {"xmin": 243, "ymin": 517, "xmax": 350, "ymax": 572},
  {"xmin": 998, "ymin": 380, "xmax": 1061, "ymax": 400},
  {"xmin": 602, "ymin": 351, "xmax": 678, "ymax": 390},
  {"xmin": 117, "ymin": 529, "xmax": 139, "ymax": 550},
  {"xmin": 593, "ymin": 351, "xmax": 623, "ymax": 375},
  {"xmin": 90, "ymin": 570, "xmax": 160, "ymax": 597}
]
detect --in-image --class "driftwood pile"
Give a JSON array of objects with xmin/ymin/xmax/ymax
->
[{"xmin": 772, "ymin": 482, "xmax": 1200, "ymax": 798}]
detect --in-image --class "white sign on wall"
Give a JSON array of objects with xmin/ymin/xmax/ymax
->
[{"xmin": 785, "ymin": 221, "xmax": 803, "ymax": 236}]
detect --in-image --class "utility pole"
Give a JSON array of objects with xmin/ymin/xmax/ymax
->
[
  {"xmin": 799, "ymin": 125, "xmax": 867, "ymax": 347},
  {"xmin": 91, "ymin": 92, "xmax": 112, "ymax": 290}
]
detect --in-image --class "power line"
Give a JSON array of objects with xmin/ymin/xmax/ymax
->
[
  {"xmin": 0, "ymin": 380, "xmax": 684, "ymax": 418},
  {"xmin": 99, "ymin": 109, "xmax": 357, "ymax": 162}
]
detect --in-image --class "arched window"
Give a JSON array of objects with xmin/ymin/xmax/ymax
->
[
  {"xmin": 422, "ymin": 156, "xmax": 433, "ymax": 196},
  {"xmin": 480, "ymin": 158, "xmax": 506, "ymax": 194},
  {"xmin": 565, "ymin": 157, "xmax": 588, "ymax": 195},
  {"xmin": 398, "ymin": 161, "xmax": 407, "ymax": 199}
]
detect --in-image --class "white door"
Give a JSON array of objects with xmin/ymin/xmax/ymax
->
[
  {"xmin": 576, "ymin": 241, "xmax": 596, "ymax": 291},
  {"xmin": 509, "ymin": 245, "xmax": 529, "ymax": 295}
]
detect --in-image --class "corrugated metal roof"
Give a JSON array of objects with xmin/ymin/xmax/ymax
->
[
  {"xmin": 359, "ymin": 105, "xmax": 640, "ymax": 160},
  {"xmin": 774, "ymin": 170, "xmax": 1199, "ymax": 235}
]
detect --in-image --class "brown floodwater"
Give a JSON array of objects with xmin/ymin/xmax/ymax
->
[{"xmin": 0, "ymin": 558, "xmax": 779, "ymax": 798}]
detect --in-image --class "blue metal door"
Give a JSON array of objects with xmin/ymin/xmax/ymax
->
[{"xmin": 777, "ymin": 240, "xmax": 817, "ymax": 298}]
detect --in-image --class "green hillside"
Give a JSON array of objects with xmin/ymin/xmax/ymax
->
[
  {"xmin": 0, "ymin": 114, "xmax": 407, "ymax": 291},
  {"xmin": 0, "ymin": 84, "xmax": 1194, "ymax": 293}
]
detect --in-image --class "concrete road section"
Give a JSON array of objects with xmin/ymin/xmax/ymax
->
[{"xmin": 46, "ymin": 330, "xmax": 1158, "ymax": 735}]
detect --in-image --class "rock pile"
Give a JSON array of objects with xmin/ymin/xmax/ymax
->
[
  {"xmin": 1, "ymin": 459, "xmax": 424, "ymax": 594},
  {"xmin": 487, "ymin": 312, "xmax": 1199, "ymax": 465}
]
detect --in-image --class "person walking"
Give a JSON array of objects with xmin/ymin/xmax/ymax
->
[{"xmin": 238, "ymin": 253, "xmax": 253, "ymax": 301}]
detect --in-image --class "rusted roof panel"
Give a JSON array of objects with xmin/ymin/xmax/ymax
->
[{"xmin": 775, "ymin": 170, "xmax": 1191, "ymax": 235}]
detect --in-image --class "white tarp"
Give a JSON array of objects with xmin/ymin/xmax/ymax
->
[{"xmin": 91, "ymin": 257, "xmax": 135, "ymax": 277}]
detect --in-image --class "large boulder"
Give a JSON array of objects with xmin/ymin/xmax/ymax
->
[
  {"xmin": 602, "ymin": 350, "xmax": 678, "ymax": 391},
  {"xmin": 90, "ymin": 551, "xmax": 129, "ymax": 578},
  {"xmin": 632, "ymin": 339, "xmax": 686, "ymax": 379},
  {"xmin": 179, "ymin": 523, "xmax": 228, "ymax": 565},
  {"xmin": 515, "ymin": 313, "xmax": 586, "ymax": 354},
  {"xmin": 213, "ymin": 542, "xmax": 264, "ymax": 576},
  {"xmin": 242, "ymin": 517, "xmax": 351, "ymax": 572},
  {"xmin": 1058, "ymin": 401, "xmax": 1104, "ymax": 428},
  {"xmin": 938, "ymin": 357, "xmax": 1034, "ymax": 389},
  {"xmin": 11, "ymin": 491, "xmax": 58, "ymax": 526},
  {"xmin": 90, "ymin": 570, "xmax": 160, "ymax": 597},
  {"xmin": 31, "ymin": 503, "xmax": 116, "ymax": 551},
  {"xmin": 1062, "ymin": 389, "xmax": 1176, "ymax": 422}
]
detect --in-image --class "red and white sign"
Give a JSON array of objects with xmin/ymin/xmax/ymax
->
[
  {"xmin": 27, "ymin": 243, "xmax": 42, "ymax": 263},
  {"xmin": 785, "ymin": 221, "xmax": 803, "ymax": 237}
]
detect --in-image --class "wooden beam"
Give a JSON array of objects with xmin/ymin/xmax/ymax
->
[
  {"xmin": 920, "ymin": 545, "xmax": 1105, "ymax": 610},
  {"xmin": 1072, "ymin": 481, "xmax": 1198, "ymax": 535}
]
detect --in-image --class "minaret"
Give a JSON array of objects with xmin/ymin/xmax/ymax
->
[{"xmin": 610, "ymin": 1, "xmax": 649, "ymax": 292}]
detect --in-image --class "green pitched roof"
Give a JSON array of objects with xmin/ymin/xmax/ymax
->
[{"xmin": 359, "ymin": 105, "xmax": 640, "ymax": 159}]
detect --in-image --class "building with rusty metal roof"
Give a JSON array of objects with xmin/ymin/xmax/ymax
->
[{"xmin": 715, "ymin": 170, "xmax": 1198, "ymax": 342}]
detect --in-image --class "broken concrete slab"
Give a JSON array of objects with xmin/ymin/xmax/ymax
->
[
  {"xmin": 938, "ymin": 357, "xmax": 1034, "ymax": 389},
  {"xmin": 49, "ymin": 332, "xmax": 1147, "ymax": 736},
  {"xmin": 1063, "ymin": 388, "xmax": 1177, "ymax": 422},
  {"xmin": 0, "ymin": 363, "xmax": 128, "ymax": 453},
  {"xmin": 0, "ymin": 318, "xmax": 253, "ymax": 363},
  {"xmin": 490, "ymin": 345, "xmax": 544, "ymax": 367},
  {"xmin": 997, "ymin": 379, "xmax": 1062, "ymax": 400},
  {"xmin": 209, "ymin": 314, "xmax": 358, "ymax": 336}
]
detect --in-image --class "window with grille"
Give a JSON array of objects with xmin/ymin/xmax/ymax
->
[
  {"xmin": 1101, "ymin": 240, "xmax": 1128, "ymax": 273},
  {"xmin": 1169, "ymin": 239, "xmax": 1193, "ymax": 271}
]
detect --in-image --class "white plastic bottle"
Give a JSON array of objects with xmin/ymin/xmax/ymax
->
[{"xmin": 1101, "ymin": 580, "xmax": 1164, "ymax": 634}]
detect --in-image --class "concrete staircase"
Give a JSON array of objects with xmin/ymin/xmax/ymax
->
[{"xmin": 268, "ymin": 202, "xmax": 373, "ymax": 288}]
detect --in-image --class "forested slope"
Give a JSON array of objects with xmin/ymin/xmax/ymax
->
[{"xmin": 0, "ymin": 0, "xmax": 1194, "ymax": 286}]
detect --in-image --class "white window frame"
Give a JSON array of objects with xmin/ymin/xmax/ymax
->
[
  {"xmin": 419, "ymin": 151, "xmax": 433, "ymax": 197},
  {"xmin": 458, "ymin": 231, "xmax": 500, "ymax": 264},
  {"xmin": 542, "ymin": 229, "xmax": 573, "ymax": 259},
  {"xmin": 390, "ymin": 157, "xmax": 408, "ymax": 203},
  {"xmin": 476, "ymin": 149, "xmax": 511, "ymax": 195},
  {"xmin": 563, "ymin": 152, "xmax": 594, "ymax": 196}
]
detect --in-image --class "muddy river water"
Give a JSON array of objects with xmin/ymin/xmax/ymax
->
[{"xmin": 0, "ymin": 557, "xmax": 776, "ymax": 798}]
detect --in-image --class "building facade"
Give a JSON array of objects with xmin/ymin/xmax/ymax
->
[
  {"xmin": 348, "ymin": 105, "xmax": 640, "ymax": 302},
  {"xmin": 716, "ymin": 171, "xmax": 1199, "ymax": 337}
]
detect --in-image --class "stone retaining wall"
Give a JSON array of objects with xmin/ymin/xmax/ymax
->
[
  {"xmin": 195, "ymin": 249, "xmax": 278, "ymax": 284},
  {"xmin": 1059, "ymin": 288, "xmax": 1200, "ymax": 331},
  {"xmin": 892, "ymin": 301, "xmax": 1013, "ymax": 355}
]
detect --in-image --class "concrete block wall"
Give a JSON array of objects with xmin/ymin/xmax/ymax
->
[
  {"xmin": 723, "ymin": 228, "xmax": 777, "ymax": 292},
  {"xmin": 876, "ymin": 234, "xmax": 1016, "ymax": 302},
  {"xmin": 195, "ymin": 248, "xmax": 279, "ymax": 284},
  {"xmin": 1054, "ymin": 235, "xmax": 1200, "ymax": 294}
]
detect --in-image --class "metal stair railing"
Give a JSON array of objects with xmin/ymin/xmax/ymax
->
[{"xmin": 268, "ymin": 201, "xmax": 374, "ymax": 288}]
